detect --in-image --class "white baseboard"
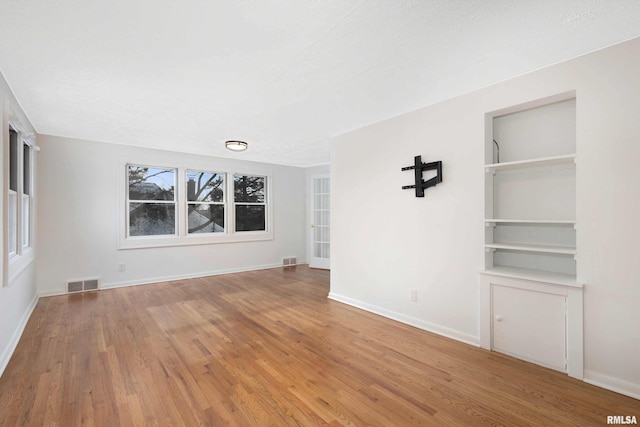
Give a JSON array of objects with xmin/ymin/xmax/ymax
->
[
  {"xmin": 0, "ymin": 293, "xmax": 39, "ymax": 378},
  {"xmin": 38, "ymin": 262, "xmax": 295, "ymax": 297},
  {"xmin": 584, "ymin": 370, "xmax": 640, "ymax": 400},
  {"xmin": 327, "ymin": 292, "xmax": 480, "ymax": 347}
]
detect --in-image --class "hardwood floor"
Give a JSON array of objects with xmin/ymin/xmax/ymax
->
[{"xmin": 0, "ymin": 266, "xmax": 638, "ymax": 426}]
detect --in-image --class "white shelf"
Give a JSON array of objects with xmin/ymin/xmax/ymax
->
[
  {"xmin": 480, "ymin": 266, "xmax": 583, "ymax": 288},
  {"xmin": 485, "ymin": 242, "xmax": 576, "ymax": 255},
  {"xmin": 485, "ymin": 219, "xmax": 575, "ymax": 225},
  {"xmin": 485, "ymin": 154, "xmax": 576, "ymax": 172}
]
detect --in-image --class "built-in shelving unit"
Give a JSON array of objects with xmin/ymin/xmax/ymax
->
[
  {"xmin": 483, "ymin": 94, "xmax": 579, "ymax": 280},
  {"xmin": 479, "ymin": 92, "xmax": 584, "ymax": 380}
]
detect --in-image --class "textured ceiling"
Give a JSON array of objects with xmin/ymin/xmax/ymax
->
[{"xmin": 1, "ymin": 1, "xmax": 639, "ymax": 167}]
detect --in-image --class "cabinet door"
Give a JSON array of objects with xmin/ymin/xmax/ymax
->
[{"xmin": 492, "ymin": 285, "xmax": 566, "ymax": 371}]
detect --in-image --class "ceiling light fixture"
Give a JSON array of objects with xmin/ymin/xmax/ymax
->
[{"xmin": 225, "ymin": 140, "xmax": 248, "ymax": 151}]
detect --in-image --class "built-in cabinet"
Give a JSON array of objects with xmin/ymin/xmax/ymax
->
[{"xmin": 479, "ymin": 92, "xmax": 584, "ymax": 379}]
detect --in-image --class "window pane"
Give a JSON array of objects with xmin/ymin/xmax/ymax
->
[
  {"xmin": 9, "ymin": 193, "xmax": 17, "ymax": 254},
  {"xmin": 314, "ymin": 242, "xmax": 330, "ymax": 258},
  {"xmin": 314, "ymin": 226, "xmax": 329, "ymax": 242},
  {"xmin": 129, "ymin": 203, "xmax": 175, "ymax": 236},
  {"xmin": 22, "ymin": 195, "xmax": 30, "ymax": 247},
  {"xmin": 315, "ymin": 194, "xmax": 330, "ymax": 210},
  {"xmin": 9, "ymin": 130, "xmax": 18, "ymax": 191},
  {"xmin": 314, "ymin": 210, "xmax": 329, "ymax": 226},
  {"xmin": 23, "ymin": 144, "xmax": 31, "ymax": 195},
  {"xmin": 234, "ymin": 175, "xmax": 265, "ymax": 203},
  {"xmin": 186, "ymin": 171, "xmax": 224, "ymax": 202},
  {"xmin": 128, "ymin": 166, "xmax": 175, "ymax": 201},
  {"xmin": 321, "ymin": 178, "xmax": 330, "ymax": 193},
  {"xmin": 235, "ymin": 205, "xmax": 265, "ymax": 232},
  {"xmin": 188, "ymin": 204, "xmax": 224, "ymax": 234}
]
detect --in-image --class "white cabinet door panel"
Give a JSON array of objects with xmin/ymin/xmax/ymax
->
[{"xmin": 492, "ymin": 285, "xmax": 566, "ymax": 371}]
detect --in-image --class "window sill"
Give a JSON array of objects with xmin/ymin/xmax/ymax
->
[
  {"xmin": 7, "ymin": 247, "xmax": 35, "ymax": 285},
  {"xmin": 118, "ymin": 231, "xmax": 274, "ymax": 250}
]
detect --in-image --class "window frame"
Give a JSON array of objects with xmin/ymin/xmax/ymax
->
[
  {"xmin": 3, "ymin": 121, "xmax": 36, "ymax": 287},
  {"xmin": 8, "ymin": 128, "xmax": 18, "ymax": 258},
  {"xmin": 118, "ymin": 159, "xmax": 273, "ymax": 250},
  {"xmin": 233, "ymin": 173, "xmax": 268, "ymax": 233},
  {"xmin": 186, "ymin": 169, "xmax": 226, "ymax": 235},
  {"xmin": 126, "ymin": 164, "xmax": 178, "ymax": 238},
  {"xmin": 22, "ymin": 141, "xmax": 33, "ymax": 249}
]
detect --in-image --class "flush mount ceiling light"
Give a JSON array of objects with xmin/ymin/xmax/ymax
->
[{"xmin": 225, "ymin": 140, "xmax": 248, "ymax": 152}]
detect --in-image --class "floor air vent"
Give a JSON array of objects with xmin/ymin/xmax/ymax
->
[
  {"xmin": 283, "ymin": 256, "xmax": 297, "ymax": 267},
  {"xmin": 67, "ymin": 278, "xmax": 100, "ymax": 293}
]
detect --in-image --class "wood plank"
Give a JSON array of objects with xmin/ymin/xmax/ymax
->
[{"xmin": 0, "ymin": 266, "xmax": 638, "ymax": 425}]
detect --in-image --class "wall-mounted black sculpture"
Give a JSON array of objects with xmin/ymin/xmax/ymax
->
[{"xmin": 402, "ymin": 155, "xmax": 443, "ymax": 197}]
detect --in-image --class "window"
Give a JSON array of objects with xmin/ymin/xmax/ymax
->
[
  {"xmin": 8, "ymin": 129, "xmax": 18, "ymax": 256},
  {"xmin": 7, "ymin": 129, "xmax": 33, "ymax": 256},
  {"xmin": 4, "ymin": 125, "xmax": 35, "ymax": 285},
  {"xmin": 22, "ymin": 142, "xmax": 32, "ymax": 247},
  {"xmin": 187, "ymin": 170, "xmax": 225, "ymax": 234},
  {"xmin": 234, "ymin": 174, "xmax": 266, "ymax": 232},
  {"xmin": 120, "ymin": 161, "xmax": 271, "ymax": 249},
  {"xmin": 127, "ymin": 165, "xmax": 176, "ymax": 236}
]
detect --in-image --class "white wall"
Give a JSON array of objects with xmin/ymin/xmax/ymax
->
[
  {"xmin": 0, "ymin": 73, "xmax": 38, "ymax": 376},
  {"xmin": 330, "ymin": 38, "xmax": 640, "ymax": 398},
  {"xmin": 36, "ymin": 135, "xmax": 307, "ymax": 295}
]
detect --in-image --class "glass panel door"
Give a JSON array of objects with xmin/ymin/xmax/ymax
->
[{"xmin": 309, "ymin": 175, "xmax": 330, "ymax": 269}]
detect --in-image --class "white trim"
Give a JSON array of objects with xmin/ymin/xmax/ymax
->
[
  {"xmin": 488, "ymin": 90, "xmax": 576, "ymax": 118},
  {"xmin": 37, "ymin": 262, "xmax": 308, "ymax": 298},
  {"xmin": 584, "ymin": 370, "xmax": 640, "ymax": 400},
  {"xmin": 301, "ymin": 161, "xmax": 331, "ymax": 169},
  {"xmin": 0, "ymin": 293, "xmax": 38, "ymax": 378},
  {"xmin": 327, "ymin": 292, "xmax": 479, "ymax": 347},
  {"xmin": 119, "ymin": 232, "xmax": 274, "ymax": 250}
]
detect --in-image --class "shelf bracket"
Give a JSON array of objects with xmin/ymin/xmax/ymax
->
[{"xmin": 402, "ymin": 155, "xmax": 443, "ymax": 198}]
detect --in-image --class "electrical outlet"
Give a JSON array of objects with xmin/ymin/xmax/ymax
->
[
  {"xmin": 118, "ymin": 263, "xmax": 126, "ymax": 272},
  {"xmin": 409, "ymin": 289, "xmax": 418, "ymax": 302}
]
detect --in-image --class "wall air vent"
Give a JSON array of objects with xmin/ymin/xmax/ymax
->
[
  {"xmin": 67, "ymin": 278, "xmax": 100, "ymax": 293},
  {"xmin": 283, "ymin": 257, "xmax": 297, "ymax": 267}
]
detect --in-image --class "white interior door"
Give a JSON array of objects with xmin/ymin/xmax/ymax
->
[{"xmin": 309, "ymin": 174, "xmax": 330, "ymax": 269}]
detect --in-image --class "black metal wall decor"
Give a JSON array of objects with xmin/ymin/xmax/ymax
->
[{"xmin": 402, "ymin": 155, "xmax": 443, "ymax": 197}]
